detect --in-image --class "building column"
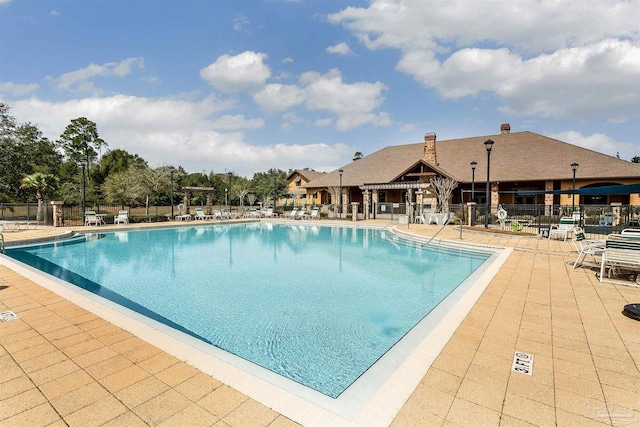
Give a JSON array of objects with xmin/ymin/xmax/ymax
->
[
  {"xmin": 416, "ymin": 190, "xmax": 424, "ymax": 219},
  {"xmin": 363, "ymin": 190, "xmax": 371, "ymax": 220},
  {"xmin": 206, "ymin": 193, "xmax": 212, "ymax": 214},
  {"xmin": 545, "ymin": 180, "xmax": 554, "ymax": 215},
  {"xmin": 183, "ymin": 191, "xmax": 190, "ymax": 214},
  {"xmin": 372, "ymin": 189, "xmax": 379, "ymax": 219},
  {"xmin": 405, "ymin": 189, "xmax": 413, "ymax": 223},
  {"xmin": 51, "ymin": 201, "xmax": 64, "ymax": 227},
  {"xmin": 351, "ymin": 202, "xmax": 358, "ymax": 222},
  {"xmin": 491, "ymin": 182, "xmax": 500, "ymax": 214}
]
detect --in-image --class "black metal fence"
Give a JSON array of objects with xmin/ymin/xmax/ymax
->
[{"xmin": 2, "ymin": 202, "xmax": 639, "ymax": 236}]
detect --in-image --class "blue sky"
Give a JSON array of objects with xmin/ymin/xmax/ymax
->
[{"xmin": 1, "ymin": 0, "xmax": 639, "ymax": 177}]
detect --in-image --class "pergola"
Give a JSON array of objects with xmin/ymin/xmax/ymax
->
[
  {"xmin": 180, "ymin": 186, "xmax": 216, "ymax": 214},
  {"xmin": 358, "ymin": 182, "xmax": 432, "ymax": 221}
]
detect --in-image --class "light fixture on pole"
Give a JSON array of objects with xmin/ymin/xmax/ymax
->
[
  {"xmin": 484, "ymin": 139, "xmax": 494, "ymax": 228},
  {"xmin": 170, "ymin": 168, "xmax": 175, "ymax": 219},
  {"xmin": 571, "ymin": 162, "xmax": 579, "ymax": 214},
  {"xmin": 79, "ymin": 157, "xmax": 87, "ymax": 217},
  {"xmin": 339, "ymin": 169, "xmax": 344, "ymax": 219},
  {"xmin": 470, "ymin": 161, "xmax": 477, "ymax": 202},
  {"xmin": 227, "ymin": 172, "xmax": 233, "ymax": 212},
  {"xmin": 273, "ymin": 173, "xmax": 277, "ymax": 209}
]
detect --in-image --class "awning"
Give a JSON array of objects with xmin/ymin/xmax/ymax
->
[{"xmin": 516, "ymin": 183, "xmax": 640, "ymax": 196}]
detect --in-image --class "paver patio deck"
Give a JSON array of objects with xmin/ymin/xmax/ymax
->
[{"xmin": 0, "ymin": 221, "xmax": 638, "ymax": 426}]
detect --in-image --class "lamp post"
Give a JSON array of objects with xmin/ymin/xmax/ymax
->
[
  {"xmin": 227, "ymin": 172, "xmax": 233, "ymax": 213},
  {"xmin": 273, "ymin": 173, "xmax": 277, "ymax": 210},
  {"xmin": 339, "ymin": 169, "xmax": 343, "ymax": 219},
  {"xmin": 79, "ymin": 157, "xmax": 87, "ymax": 217},
  {"xmin": 170, "ymin": 168, "xmax": 175, "ymax": 219},
  {"xmin": 484, "ymin": 139, "xmax": 494, "ymax": 228},
  {"xmin": 571, "ymin": 162, "xmax": 579, "ymax": 214},
  {"xmin": 225, "ymin": 188, "xmax": 228, "ymax": 210},
  {"xmin": 470, "ymin": 161, "xmax": 477, "ymax": 202}
]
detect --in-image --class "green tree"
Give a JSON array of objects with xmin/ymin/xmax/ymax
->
[
  {"xmin": 632, "ymin": 156, "xmax": 640, "ymax": 163},
  {"xmin": 250, "ymin": 169, "xmax": 287, "ymax": 206},
  {"xmin": 20, "ymin": 172, "xmax": 59, "ymax": 221},
  {"xmin": 93, "ymin": 149, "xmax": 147, "ymax": 185},
  {"xmin": 57, "ymin": 117, "xmax": 108, "ymax": 179},
  {"xmin": 102, "ymin": 169, "xmax": 144, "ymax": 208}
]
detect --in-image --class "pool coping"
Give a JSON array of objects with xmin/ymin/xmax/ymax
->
[{"xmin": 0, "ymin": 223, "xmax": 512, "ymax": 426}]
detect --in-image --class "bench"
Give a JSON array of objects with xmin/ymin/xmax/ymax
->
[{"xmin": 599, "ymin": 234, "xmax": 640, "ymax": 287}]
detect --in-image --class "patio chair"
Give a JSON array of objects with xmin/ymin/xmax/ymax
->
[
  {"xmin": 621, "ymin": 228, "xmax": 640, "ymax": 237},
  {"xmin": 264, "ymin": 208, "xmax": 277, "ymax": 218},
  {"xmin": 0, "ymin": 220, "xmax": 20, "ymax": 232},
  {"xmin": 113, "ymin": 210, "xmax": 130, "ymax": 225},
  {"xmin": 599, "ymin": 212, "xmax": 614, "ymax": 227},
  {"xmin": 305, "ymin": 207, "xmax": 320, "ymax": 220},
  {"xmin": 571, "ymin": 227, "xmax": 605, "ymax": 269},
  {"xmin": 214, "ymin": 210, "xmax": 230, "ymax": 221},
  {"xmin": 194, "ymin": 207, "xmax": 215, "ymax": 220},
  {"xmin": 84, "ymin": 211, "xmax": 101, "ymax": 226},
  {"xmin": 548, "ymin": 217, "xmax": 576, "ymax": 241},
  {"xmin": 294, "ymin": 209, "xmax": 306, "ymax": 220},
  {"xmin": 285, "ymin": 208, "xmax": 298, "ymax": 219}
]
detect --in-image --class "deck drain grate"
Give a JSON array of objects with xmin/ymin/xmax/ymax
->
[{"xmin": 0, "ymin": 311, "xmax": 19, "ymax": 322}]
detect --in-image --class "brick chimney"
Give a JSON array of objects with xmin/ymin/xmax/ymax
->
[
  {"xmin": 423, "ymin": 132, "xmax": 437, "ymax": 165},
  {"xmin": 501, "ymin": 123, "xmax": 510, "ymax": 134}
]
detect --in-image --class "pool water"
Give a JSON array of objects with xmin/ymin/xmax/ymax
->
[{"xmin": 7, "ymin": 223, "xmax": 490, "ymax": 398}]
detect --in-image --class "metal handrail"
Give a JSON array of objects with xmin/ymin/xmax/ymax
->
[{"xmin": 0, "ymin": 233, "xmax": 5, "ymax": 254}]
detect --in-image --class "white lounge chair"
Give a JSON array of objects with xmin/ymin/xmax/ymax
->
[
  {"xmin": 599, "ymin": 234, "xmax": 640, "ymax": 286},
  {"xmin": 295, "ymin": 209, "xmax": 306, "ymax": 220},
  {"xmin": 84, "ymin": 211, "xmax": 101, "ymax": 226},
  {"xmin": 571, "ymin": 227, "xmax": 604, "ymax": 269},
  {"xmin": 285, "ymin": 208, "xmax": 298, "ymax": 219},
  {"xmin": 264, "ymin": 208, "xmax": 277, "ymax": 218},
  {"xmin": 214, "ymin": 210, "xmax": 230, "ymax": 221},
  {"xmin": 113, "ymin": 210, "xmax": 129, "ymax": 225},
  {"xmin": 194, "ymin": 207, "xmax": 215, "ymax": 220},
  {"xmin": 548, "ymin": 217, "xmax": 576, "ymax": 240},
  {"xmin": 305, "ymin": 207, "xmax": 320, "ymax": 220}
]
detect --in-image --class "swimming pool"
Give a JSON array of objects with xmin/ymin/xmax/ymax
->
[{"xmin": 6, "ymin": 223, "xmax": 490, "ymax": 399}]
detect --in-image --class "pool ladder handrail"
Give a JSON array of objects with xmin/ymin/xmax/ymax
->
[{"xmin": 0, "ymin": 232, "xmax": 5, "ymax": 254}]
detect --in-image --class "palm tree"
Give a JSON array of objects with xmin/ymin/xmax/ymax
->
[{"xmin": 20, "ymin": 173, "xmax": 59, "ymax": 222}]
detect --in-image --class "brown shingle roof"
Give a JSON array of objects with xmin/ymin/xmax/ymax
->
[
  {"xmin": 288, "ymin": 169, "xmax": 326, "ymax": 182},
  {"xmin": 306, "ymin": 131, "xmax": 640, "ymax": 188}
]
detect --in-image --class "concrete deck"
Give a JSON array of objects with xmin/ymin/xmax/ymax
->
[{"xmin": 0, "ymin": 221, "xmax": 638, "ymax": 426}]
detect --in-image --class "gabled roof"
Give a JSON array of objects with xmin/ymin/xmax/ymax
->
[
  {"xmin": 287, "ymin": 169, "xmax": 326, "ymax": 183},
  {"xmin": 305, "ymin": 131, "xmax": 640, "ymax": 188}
]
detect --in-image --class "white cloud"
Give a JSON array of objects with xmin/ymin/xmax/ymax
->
[
  {"xmin": 47, "ymin": 57, "xmax": 145, "ymax": 94},
  {"xmin": 9, "ymin": 95, "xmax": 351, "ymax": 176},
  {"xmin": 282, "ymin": 57, "xmax": 294, "ymax": 63},
  {"xmin": 329, "ymin": 0, "xmax": 640, "ymax": 122},
  {"xmin": 0, "ymin": 81, "xmax": 39, "ymax": 96},
  {"xmin": 253, "ymin": 83, "xmax": 305, "ymax": 115},
  {"xmin": 144, "ymin": 76, "xmax": 160, "ymax": 84},
  {"xmin": 50, "ymin": 10, "xmax": 59, "ymax": 16},
  {"xmin": 200, "ymin": 51, "xmax": 271, "ymax": 93},
  {"xmin": 211, "ymin": 114, "xmax": 264, "ymax": 130},
  {"xmin": 300, "ymin": 69, "xmax": 391, "ymax": 130},
  {"xmin": 233, "ymin": 14, "xmax": 250, "ymax": 32},
  {"xmin": 326, "ymin": 42, "xmax": 353, "ymax": 56},
  {"xmin": 549, "ymin": 130, "xmax": 636, "ymax": 161},
  {"xmin": 314, "ymin": 118, "xmax": 334, "ymax": 127}
]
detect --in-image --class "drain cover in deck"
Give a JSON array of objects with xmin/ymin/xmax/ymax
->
[{"xmin": 0, "ymin": 311, "xmax": 19, "ymax": 322}]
